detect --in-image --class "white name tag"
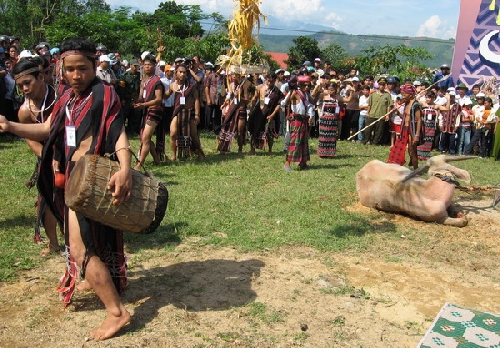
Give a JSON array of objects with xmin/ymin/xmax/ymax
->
[
  {"xmin": 264, "ymin": 97, "xmax": 270, "ymax": 105},
  {"xmin": 180, "ymin": 97, "xmax": 186, "ymax": 105},
  {"xmin": 66, "ymin": 126, "xmax": 76, "ymax": 147}
]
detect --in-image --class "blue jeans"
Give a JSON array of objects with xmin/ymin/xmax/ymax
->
[
  {"xmin": 358, "ymin": 114, "xmax": 366, "ymax": 141},
  {"xmin": 457, "ymin": 126, "xmax": 471, "ymax": 155},
  {"xmin": 439, "ymin": 132, "xmax": 457, "ymax": 154},
  {"xmin": 465, "ymin": 128, "xmax": 486, "ymax": 156}
]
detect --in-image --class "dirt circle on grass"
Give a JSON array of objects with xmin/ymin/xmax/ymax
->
[{"xmin": 0, "ymin": 193, "xmax": 499, "ymax": 348}]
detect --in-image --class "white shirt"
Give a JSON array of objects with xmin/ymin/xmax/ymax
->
[
  {"xmin": 96, "ymin": 66, "xmax": 116, "ymax": 84},
  {"xmin": 435, "ymin": 94, "xmax": 448, "ymax": 106},
  {"xmin": 359, "ymin": 94, "xmax": 369, "ymax": 116},
  {"xmin": 160, "ymin": 76, "xmax": 175, "ymax": 107},
  {"xmin": 456, "ymin": 95, "xmax": 472, "ymax": 107}
]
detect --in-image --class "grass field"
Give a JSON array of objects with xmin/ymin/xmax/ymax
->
[{"xmin": 0, "ymin": 131, "xmax": 498, "ymax": 283}]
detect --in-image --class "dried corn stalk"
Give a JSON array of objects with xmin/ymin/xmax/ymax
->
[{"xmin": 225, "ymin": 0, "xmax": 269, "ymax": 74}]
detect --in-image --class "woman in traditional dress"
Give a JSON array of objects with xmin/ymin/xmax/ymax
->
[
  {"xmin": 417, "ymin": 91, "xmax": 439, "ymax": 160},
  {"xmin": 317, "ymin": 82, "xmax": 351, "ymax": 158},
  {"xmin": 283, "ymin": 75, "xmax": 320, "ymax": 170}
]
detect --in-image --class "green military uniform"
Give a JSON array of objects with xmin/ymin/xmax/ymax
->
[{"xmin": 364, "ymin": 77, "xmax": 393, "ymax": 145}]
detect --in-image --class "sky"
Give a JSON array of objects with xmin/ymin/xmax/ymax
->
[{"xmin": 107, "ymin": 0, "xmax": 461, "ymax": 39}]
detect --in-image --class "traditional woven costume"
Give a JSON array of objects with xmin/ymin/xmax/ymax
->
[
  {"xmin": 139, "ymin": 75, "xmax": 164, "ymax": 158},
  {"xmin": 438, "ymin": 102, "xmax": 461, "ymax": 154},
  {"xmin": 286, "ymin": 87, "xmax": 311, "ymax": 165},
  {"xmin": 417, "ymin": 106, "xmax": 438, "ymax": 160},
  {"xmin": 248, "ymin": 85, "xmax": 283, "ymax": 150},
  {"xmin": 387, "ymin": 84, "xmax": 421, "ymax": 168},
  {"xmin": 173, "ymin": 79, "xmax": 198, "ymax": 159},
  {"xmin": 38, "ymin": 77, "xmax": 127, "ymax": 305},
  {"xmin": 18, "ymin": 82, "xmax": 60, "ymax": 243},
  {"xmin": 317, "ymin": 96, "xmax": 339, "ymax": 157},
  {"xmin": 218, "ymin": 81, "xmax": 246, "ymax": 153}
]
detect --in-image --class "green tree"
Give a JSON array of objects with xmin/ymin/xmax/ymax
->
[
  {"xmin": 285, "ymin": 36, "xmax": 321, "ymax": 68},
  {"xmin": 321, "ymin": 43, "xmax": 348, "ymax": 65},
  {"xmin": 45, "ymin": 7, "xmax": 141, "ymax": 53},
  {"xmin": 320, "ymin": 43, "xmax": 356, "ymax": 74},
  {"xmin": 182, "ymin": 33, "xmax": 229, "ymax": 64},
  {"xmin": 355, "ymin": 44, "xmax": 434, "ymax": 80},
  {"xmin": 0, "ymin": 0, "xmax": 109, "ymax": 48},
  {"xmin": 135, "ymin": 1, "xmax": 207, "ymax": 40}
]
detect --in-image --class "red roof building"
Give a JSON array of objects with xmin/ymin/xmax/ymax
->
[{"xmin": 265, "ymin": 52, "xmax": 289, "ymax": 69}]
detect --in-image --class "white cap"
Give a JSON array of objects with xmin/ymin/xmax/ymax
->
[
  {"xmin": 205, "ymin": 62, "xmax": 214, "ymax": 68},
  {"xmin": 159, "ymin": 60, "xmax": 166, "ymax": 66},
  {"xmin": 121, "ymin": 59, "xmax": 129, "ymax": 66},
  {"xmin": 19, "ymin": 50, "xmax": 34, "ymax": 58},
  {"xmin": 351, "ymin": 76, "xmax": 360, "ymax": 81},
  {"xmin": 284, "ymin": 71, "xmax": 290, "ymax": 76},
  {"xmin": 447, "ymin": 87, "xmax": 455, "ymax": 92},
  {"xmin": 448, "ymin": 91, "xmax": 456, "ymax": 96},
  {"xmin": 413, "ymin": 80, "xmax": 421, "ymax": 86},
  {"xmin": 99, "ymin": 55, "xmax": 110, "ymax": 62},
  {"xmin": 169, "ymin": 66, "xmax": 175, "ymax": 71},
  {"xmin": 476, "ymin": 92, "xmax": 486, "ymax": 98},
  {"xmin": 141, "ymin": 51, "xmax": 151, "ymax": 61}
]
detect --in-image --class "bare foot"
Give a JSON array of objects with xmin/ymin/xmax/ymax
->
[
  {"xmin": 76, "ymin": 281, "xmax": 92, "ymax": 292},
  {"xmin": 90, "ymin": 305, "xmax": 131, "ymax": 340},
  {"xmin": 133, "ymin": 163, "xmax": 142, "ymax": 171},
  {"xmin": 39, "ymin": 246, "xmax": 60, "ymax": 256}
]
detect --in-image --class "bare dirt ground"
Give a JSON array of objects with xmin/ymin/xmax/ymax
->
[{"xmin": 1, "ymin": 192, "xmax": 499, "ymax": 348}]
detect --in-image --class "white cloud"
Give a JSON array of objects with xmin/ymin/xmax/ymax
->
[
  {"xmin": 264, "ymin": 0, "xmax": 321, "ymax": 19},
  {"xmin": 262, "ymin": 0, "xmax": 342, "ymax": 30},
  {"xmin": 416, "ymin": 15, "xmax": 456, "ymax": 39},
  {"xmin": 417, "ymin": 15, "xmax": 442, "ymax": 37},
  {"xmin": 322, "ymin": 12, "xmax": 343, "ymax": 30}
]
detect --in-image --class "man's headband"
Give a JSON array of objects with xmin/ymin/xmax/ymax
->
[
  {"xmin": 400, "ymin": 84, "xmax": 417, "ymax": 95},
  {"xmin": 60, "ymin": 50, "xmax": 96, "ymax": 59},
  {"xmin": 14, "ymin": 67, "xmax": 40, "ymax": 81}
]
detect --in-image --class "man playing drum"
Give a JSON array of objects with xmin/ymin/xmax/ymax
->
[{"xmin": 0, "ymin": 38, "xmax": 132, "ymax": 340}]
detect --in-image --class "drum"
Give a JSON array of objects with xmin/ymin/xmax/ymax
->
[{"xmin": 65, "ymin": 155, "xmax": 168, "ymax": 234}]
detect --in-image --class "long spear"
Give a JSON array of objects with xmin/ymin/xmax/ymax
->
[{"xmin": 347, "ymin": 74, "xmax": 452, "ymax": 141}]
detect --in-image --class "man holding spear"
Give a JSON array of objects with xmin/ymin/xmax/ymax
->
[{"xmin": 348, "ymin": 74, "xmax": 453, "ymax": 143}]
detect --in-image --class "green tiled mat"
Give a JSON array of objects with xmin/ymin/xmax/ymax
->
[{"xmin": 418, "ymin": 302, "xmax": 500, "ymax": 347}]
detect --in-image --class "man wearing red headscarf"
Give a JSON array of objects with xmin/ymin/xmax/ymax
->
[{"xmin": 387, "ymin": 84, "xmax": 422, "ymax": 169}]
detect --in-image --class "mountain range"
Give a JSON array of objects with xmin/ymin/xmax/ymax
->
[{"xmin": 253, "ymin": 16, "xmax": 455, "ymax": 68}]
